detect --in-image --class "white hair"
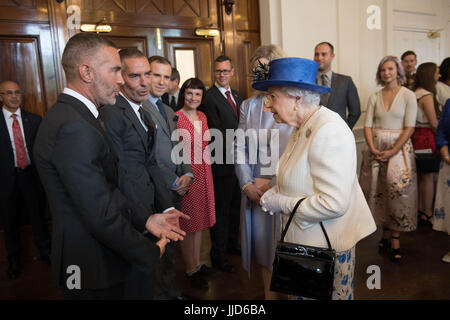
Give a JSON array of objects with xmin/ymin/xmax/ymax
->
[{"xmin": 281, "ymin": 86, "xmax": 320, "ymax": 106}]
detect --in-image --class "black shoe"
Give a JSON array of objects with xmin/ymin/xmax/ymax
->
[
  {"xmin": 212, "ymin": 261, "xmax": 235, "ymax": 273},
  {"xmin": 418, "ymin": 211, "xmax": 433, "ymax": 227},
  {"xmin": 197, "ymin": 264, "xmax": 217, "ymax": 277},
  {"xmin": 186, "ymin": 272, "xmax": 208, "ymax": 290},
  {"xmin": 7, "ymin": 259, "xmax": 21, "ymax": 280}
]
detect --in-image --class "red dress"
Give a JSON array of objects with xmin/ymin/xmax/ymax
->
[{"xmin": 175, "ymin": 110, "xmax": 216, "ymax": 233}]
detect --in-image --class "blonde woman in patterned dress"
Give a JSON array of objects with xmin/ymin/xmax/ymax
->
[{"xmin": 359, "ymin": 56, "xmax": 418, "ymax": 261}]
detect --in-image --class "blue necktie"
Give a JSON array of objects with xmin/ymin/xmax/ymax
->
[{"xmin": 156, "ymin": 99, "xmax": 168, "ymax": 122}]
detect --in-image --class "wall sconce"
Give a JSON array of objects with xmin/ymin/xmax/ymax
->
[
  {"xmin": 224, "ymin": 0, "xmax": 235, "ymax": 15},
  {"xmin": 81, "ymin": 17, "xmax": 112, "ymax": 33},
  {"xmin": 427, "ymin": 31, "xmax": 440, "ymax": 39},
  {"xmin": 195, "ymin": 27, "xmax": 220, "ymax": 38}
]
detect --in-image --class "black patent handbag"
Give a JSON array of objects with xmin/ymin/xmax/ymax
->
[{"xmin": 270, "ymin": 198, "xmax": 336, "ymax": 300}]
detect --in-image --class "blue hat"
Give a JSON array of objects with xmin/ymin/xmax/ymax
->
[{"xmin": 252, "ymin": 57, "xmax": 332, "ymax": 94}]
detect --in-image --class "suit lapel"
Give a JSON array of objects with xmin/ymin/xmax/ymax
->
[
  {"xmin": 212, "ymin": 86, "xmax": 238, "ymax": 121},
  {"xmin": 116, "ymin": 95, "xmax": 149, "ymax": 154},
  {"xmin": 143, "ymin": 99, "xmax": 171, "ymax": 138},
  {"xmin": 0, "ymin": 113, "xmax": 13, "ymax": 153},
  {"xmin": 21, "ymin": 111, "xmax": 34, "ymax": 151}
]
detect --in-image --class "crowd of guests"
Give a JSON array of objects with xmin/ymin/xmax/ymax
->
[{"xmin": 0, "ymin": 31, "xmax": 449, "ymax": 300}]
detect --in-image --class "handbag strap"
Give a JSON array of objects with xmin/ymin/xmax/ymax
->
[{"xmin": 280, "ymin": 198, "xmax": 333, "ymax": 251}]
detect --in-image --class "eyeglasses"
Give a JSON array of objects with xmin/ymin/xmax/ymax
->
[
  {"xmin": 214, "ymin": 69, "xmax": 232, "ymax": 75},
  {"xmin": 0, "ymin": 90, "xmax": 22, "ymax": 96}
]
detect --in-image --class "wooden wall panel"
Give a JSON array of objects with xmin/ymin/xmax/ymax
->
[{"xmin": 0, "ymin": 0, "xmax": 48, "ymax": 22}]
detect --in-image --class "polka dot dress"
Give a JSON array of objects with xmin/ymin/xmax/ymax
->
[{"xmin": 175, "ymin": 110, "xmax": 216, "ymax": 233}]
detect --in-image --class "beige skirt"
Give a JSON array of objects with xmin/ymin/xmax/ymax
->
[{"xmin": 359, "ymin": 129, "xmax": 418, "ymax": 232}]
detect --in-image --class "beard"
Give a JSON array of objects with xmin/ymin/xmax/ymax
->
[{"xmin": 93, "ymin": 73, "xmax": 119, "ymax": 106}]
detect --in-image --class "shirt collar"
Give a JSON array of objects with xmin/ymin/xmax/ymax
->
[
  {"xmin": 63, "ymin": 88, "xmax": 99, "ymax": 118},
  {"xmin": 316, "ymin": 70, "xmax": 333, "ymax": 81},
  {"xmin": 120, "ymin": 92, "xmax": 142, "ymax": 113},
  {"xmin": 2, "ymin": 107, "xmax": 22, "ymax": 119},
  {"xmin": 215, "ymin": 82, "xmax": 231, "ymax": 95},
  {"xmin": 148, "ymin": 94, "xmax": 161, "ymax": 107}
]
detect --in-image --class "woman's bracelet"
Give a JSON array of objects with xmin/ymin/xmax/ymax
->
[{"xmin": 242, "ymin": 182, "xmax": 253, "ymax": 192}]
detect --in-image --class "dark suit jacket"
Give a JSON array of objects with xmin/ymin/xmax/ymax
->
[
  {"xmin": 33, "ymin": 93, "xmax": 160, "ymax": 290},
  {"xmin": 198, "ymin": 85, "xmax": 244, "ymax": 177},
  {"xmin": 0, "ymin": 109, "xmax": 41, "ymax": 197},
  {"xmin": 99, "ymin": 95, "xmax": 173, "ymax": 213},
  {"xmin": 320, "ymin": 72, "xmax": 361, "ymax": 129},
  {"xmin": 142, "ymin": 99, "xmax": 192, "ymax": 193}
]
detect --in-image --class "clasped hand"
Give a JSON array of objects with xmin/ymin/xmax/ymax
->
[
  {"xmin": 171, "ymin": 175, "xmax": 193, "ymax": 196},
  {"xmin": 260, "ymin": 186, "xmax": 293, "ymax": 215}
]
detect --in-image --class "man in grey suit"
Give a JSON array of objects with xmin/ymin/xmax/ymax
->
[
  {"xmin": 314, "ymin": 42, "xmax": 361, "ymax": 129},
  {"xmin": 100, "ymin": 48, "xmax": 177, "ymax": 299},
  {"xmin": 142, "ymin": 55, "xmax": 193, "ymax": 300}
]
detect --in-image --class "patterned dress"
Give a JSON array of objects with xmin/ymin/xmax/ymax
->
[
  {"xmin": 175, "ymin": 110, "xmax": 216, "ymax": 233},
  {"xmin": 433, "ymin": 100, "xmax": 450, "ymax": 235},
  {"xmin": 359, "ymin": 87, "xmax": 418, "ymax": 232}
]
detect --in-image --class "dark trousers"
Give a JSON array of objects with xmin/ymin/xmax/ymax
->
[
  {"xmin": 123, "ymin": 264, "xmax": 156, "ymax": 300},
  {"xmin": 62, "ymin": 283, "xmax": 125, "ymax": 300},
  {"xmin": 153, "ymin": 193, "xmax": 181, "ymax": 299},
  {"xmin": 210, "ymin": 173, "xmax": 241, "ymax": 265},
  {"xmin": 0, "ymin": 168, "xmax": 50, "ymax": 261}
]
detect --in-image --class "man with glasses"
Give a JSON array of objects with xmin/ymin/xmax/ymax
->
[
  {"xmin": 199, "ymin": 55, "xmax": 243, "ymax": 273},
  {"xmin": 0, "ymin": 80, "xmax": 51, "ymax": 280}
]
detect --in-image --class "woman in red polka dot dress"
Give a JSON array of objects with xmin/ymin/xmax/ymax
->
[{"xmin": 175, "ymin": 78, "xmax": 216, "ymax": 289}]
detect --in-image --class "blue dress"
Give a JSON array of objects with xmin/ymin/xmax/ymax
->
[{"xmin": 234, "ymin": 95, "xmax": 293, "ymax": 274}]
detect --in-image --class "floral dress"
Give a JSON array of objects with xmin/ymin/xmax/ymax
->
[{"xmin": 359, "ymin": 87, "xmax": 418, "ymax": 232}]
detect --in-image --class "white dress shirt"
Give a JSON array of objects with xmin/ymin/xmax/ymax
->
[
  {"xmin": 2, "ymin": 107, "xmax": 31, "ymax": 167},
  {"xmin": 215, "ymin": 83, "xmax": 236, "ymax": 105},
  {"xmin": 120, "ymin": 93, "xmax": 148, "ymax": 131},
  {"xmin": 63, "ymin": 88, "xmax": 99, "ymax": 118}
]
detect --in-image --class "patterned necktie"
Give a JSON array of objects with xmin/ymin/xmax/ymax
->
[
  {"xmin": 321, "ymin": 74, "xmax": 328, "ymax": 87},
  {"xmin": 11, "ymin": 114, "xmax": 29, "ymax": 169},
  {"xmin": 170, "ymin": 96, "xmax": 177, "ymax": 110},
  {"xmin": 320, "ymin": 74, "xmax": 331, "ymax": 106},
  {"xmin": 156, "ymin": 99, "xmax": 168, "ymax": 122},
  {"xmin": 225, "ymin": 90, "xmax": 238, "ymax": 117}
]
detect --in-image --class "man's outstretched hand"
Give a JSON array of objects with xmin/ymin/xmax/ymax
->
[{"xmin": 145, "ymin": 209, "xmax": 190, "ymax": 242}]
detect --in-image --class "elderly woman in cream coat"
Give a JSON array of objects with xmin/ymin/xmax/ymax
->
[{"xmin": 255, "ymin": 57, "xmax": 376, "ymax": 300}]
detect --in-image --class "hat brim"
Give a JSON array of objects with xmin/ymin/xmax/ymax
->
[{"xmin": 252, "ymin": 80, "xmax": 332, "ymax": 94}]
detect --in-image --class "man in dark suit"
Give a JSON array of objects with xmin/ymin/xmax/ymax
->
[
  {"xmin": 33, "ymin": 33, "xmax": 188, "ymax": 300},
  {"xmin": 198, "ymin": 55, "xmax": 244, "ymax": 273},
  {"xmin": 0, "ymin": 80, "xmax": 51, "ymax": 280},
  {"xmin": 161, "ymin": 68, "xmax": 181, "ymax": 112},
  {"xmin": 314, "ymin": 42, "xmax": 361, "ymax": 129},
  {"xmin": 100, "ymin": 48, "xmax": 177, "ymax": 299},
  {"xmin": 143, "ymin": 55, "xmax": 194, "ymax": 299},
  {"xmin": 401, "ymin": 50, "xmax": 417, "ymax": 90}
]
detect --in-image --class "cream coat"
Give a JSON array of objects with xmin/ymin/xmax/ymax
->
[{"xmin": 276, "ymin": 107, "xmax": 376, "ymax": 252}]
